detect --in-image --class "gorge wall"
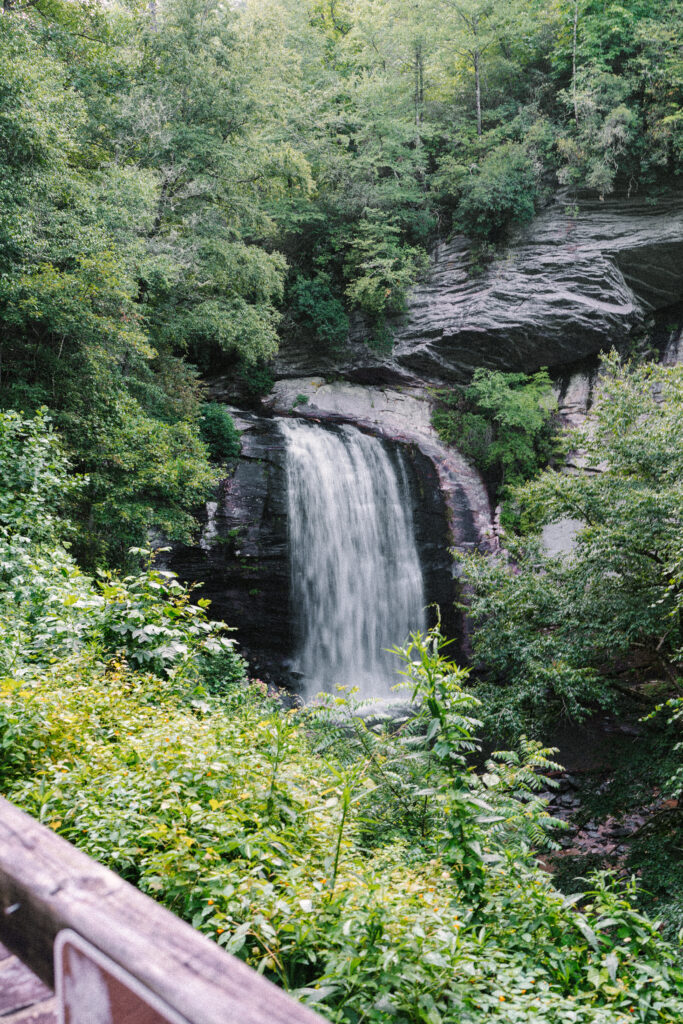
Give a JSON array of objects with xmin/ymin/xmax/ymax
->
[
  {"xmin": 272, "ymin": 191, "xmax": 683, "ymax": 386},
  {"xmin": 167, "ymin": 407, "xmax": 461, "ymax": 686},
  {"xmin": 176, "ymin": 190, "xmax": 683, "ymax": 688}
]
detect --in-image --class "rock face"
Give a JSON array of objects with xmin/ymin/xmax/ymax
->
[
  {"xmin": 194, "ymin": 193, "xmax": 683, "ymax": 682},
  {"xmin": 166, "ymin": 412, "xmax": 293, "ymax": 680},
  {"xmin": 167, "ymin": 403, "xmax": 470, "ymax": 684},
  {"xmin": 663, "ymin": 322, "xmax": 683, "ymax": 366},
  {"xmin": 266, "ymin": 379, "xmax": 495, "ymax": 554},
  {"xmin": 273, "ymin": 191, "xmax": 683, "ymax": 384}
]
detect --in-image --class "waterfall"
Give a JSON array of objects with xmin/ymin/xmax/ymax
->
[{"xmin": 281, "ymin": 418, "xmax": 426, "ymax": 699}]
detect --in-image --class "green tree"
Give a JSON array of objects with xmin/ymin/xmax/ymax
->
[
  {"xmin": 0, "ymin": 0, "xmax": 313, "ymax": 563},
  {"xmin": 433, "ymin": 368, "xmax": 559, "ymax": 499},
  {"xmin": 439, "ymin": 0, "xmax": 498, "ymax": 137},
  {"xmin": 456, "ymin": 143, "xmax": 541, "ymax": 239},
  {"xmin": 0, "ymin": 10, "xmax": 219, "ymax": 562},
  {"xmin": 124, "ymin": 0, "xmax": 311, "ymax": 369},
  {"xmin": 461, "ymin": 355, "xmax": 683, "ymax": 738},
  {"xmin": 552, "ymin": 0, "xmax": 683, "ymax": 193}
]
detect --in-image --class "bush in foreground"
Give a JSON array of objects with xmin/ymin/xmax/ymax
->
[{"xmin": 1, "ymin": 407, "xmax": 683, "ymax": 1022}]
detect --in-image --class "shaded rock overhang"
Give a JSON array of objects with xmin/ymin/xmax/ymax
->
[{"xmin": 273, "ymin": 190, "xmax": 683, "ymax": 385}]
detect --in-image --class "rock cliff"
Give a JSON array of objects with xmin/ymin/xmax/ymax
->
[
  {"xmin": 274, "ymin": 192, "xmax": 683, "ymax": 384},
  {"xmin": 265, "ymin": 379, "xmax": 494, "ymax": 554},
  {"xmin": 167, "ymin": 405, "xmax": 464, "ymax": 683},
  {"xmin": 166, "ymin": 412, "xmax": 292, "ymax": 680},
  {"xmin": 181, "ymin": 191, "xmax": 683, "ymax": 684}
]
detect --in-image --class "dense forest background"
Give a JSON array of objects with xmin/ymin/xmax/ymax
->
[
  {"xmin": 2, "ymin": 0, "xmax": 682, "ymax": 562},
  {"xmin": 2, "ymin": 1, "xmax": 683, "ymax": 1021}
]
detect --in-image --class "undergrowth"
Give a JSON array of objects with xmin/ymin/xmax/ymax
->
[{"xmin": 2, "ymin": 407, "xmax": 683, "ymax": 1022}]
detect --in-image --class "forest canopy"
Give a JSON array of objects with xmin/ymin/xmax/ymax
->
[{"xmin": 1, "ymin": 0, "xmax": 682, "ymax": 559}]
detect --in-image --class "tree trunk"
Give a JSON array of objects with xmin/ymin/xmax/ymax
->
[
  {"xmin": 415, "ymin": 42, "xmax": 426, "ymax": 189},
  {"xmin": 414, "ymin": 42, "xmax": 424, "ymax": 132},
  {"xmin": 151, "ymin": 176, "xmax": 170, "ymax": 237},
  {"xmin": 572, "ymin": 0, "xmax": 580, "ymax": 125},
  {"xmin": 474, "ymin": 49, "xmax": 482, "ymax": 136},
  {"xmin": 328, "ymin": 0, "xmax": 345, "ymax": 34}
]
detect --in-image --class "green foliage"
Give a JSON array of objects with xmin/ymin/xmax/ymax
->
[
  {"xmin": 0, "ymin": 408, "xmax": 80, "ymax": 545},
  {"xmin": 460, "ymin": 355, "xmax": 683, "ymax": 739},
  {"xmin": 308, "ymin": 629, "xmax": 564, "ymax": 892},
  {"xmin": 199, "ymin": 404, "xmax": 241, "ymax": 463},
  {"xmin": 288, "ymin": 274, "xmax": 349, "ymax": 352},
  {"xmin": 663, "ymin": 699, "xmax": 683, "ymax": 801},
  {"xmin": 3, "ymin": 611, "xmax": 683, "ymax": 1022},
  {"xmin": 343, "ymin": 218, "xmax": 429, "ymax": 319},
  {"xmin": 237, "ymin": 360, "xmax": 276, "ymax": 400},
  {"xmin": 0, "ymin": 411, "xmax": 239, "ymax": 686},
  {"xmin": 1, "ymin": 416, "xmax": 682, "ymax": 1022},
  {"xmin": 456, "ymin": 144, "xmax": 540, "ymax": 241},
  {"xmin": 0, "ymin": 13, "xmax": 216, "ymax": 563},
  {"xmin": 83, "ymin": 399, "xmax": 216, "ymax": 564},
  {"xmin": 552, "ymin": 0, "xmax": 683, "ymax": 194},
  {"xmin": 95, "ymin": 554, "xmax": 240, "ymax": 682},
  {"xmin": 3, "ymin": 0, "xmax": 682, "ymax": 568},
  {"xmin": 0, "ymin": 0, "xmax": 312, "ymax": 563},
  {"xmin": 433, "ymin": 368, "xmax": 559, "ymax": 499},
  {"xmin": 557, "ymin": 72, "xmax": 638, "ymax": 196}
]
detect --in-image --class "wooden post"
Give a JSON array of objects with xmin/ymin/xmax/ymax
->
[{"xmin": 0, "ymin": 798, "xmax": 324, "ymax": 1024}]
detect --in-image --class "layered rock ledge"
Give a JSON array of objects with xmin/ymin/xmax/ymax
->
[
  {"xmin": 274, "ymin": 191, "xmax": 683, "ymax": 384},
  {"xmin": 266, "ymin": 378, "xmax": 495, "ymax": 554}
]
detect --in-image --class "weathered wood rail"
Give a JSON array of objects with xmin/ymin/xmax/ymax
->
[{"xmin": 0, "ymin": 797, "xmax": 325, "ymax": 1024}]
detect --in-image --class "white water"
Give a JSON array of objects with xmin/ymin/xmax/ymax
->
[{"xmin": 281, "ymin": 418, "xmax": 426, "ymax": 699}]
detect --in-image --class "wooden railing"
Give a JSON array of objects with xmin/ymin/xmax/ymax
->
[{"xmin": 0, "ymin": 797, "xmax": 325, "ymax": 1024}]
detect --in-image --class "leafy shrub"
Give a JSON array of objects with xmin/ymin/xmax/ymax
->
[
  {"xmin": 432, "ymin": 368, "xmax": 559, "ymax": 500},
  {"xmin": 0, "ymin": 678, "xmax": 53, "ymax": 786},
  {"xmin": 307, "ymin": 629, "xmax": 564, "ymax": 892},
  {"xmin": 343, "ymin": 218, "xmax": 429, "ymax": 319},
  {"xmin": 456, "ymin": 144, "xmax": 540, "ymax": 242},
  {"xmin": 5, "ymin": 628, "xmax": 683, "ymax": 1023},
  {"xmin": 460, "ymin": 355, "xmax": 683, "ymax": 739},
  {"xmin": 289, "ymin": 274, "xmax": 349, "ymax": 352},
  {"xmin": 237, "ymin": 360, "xmax": 275, "ymax": 399},
  {"xmin": 0, "ymin": 412, "xmax": 242, "ymax": 690},
  {"xmin": 95, "ymin": 552, "xmax": 241, "ymax": 683},
  {"xmin": 199, "ymin": 403, "xmax": 241, "ymax": 462},
  {"xmin": 78, "ymin": 394, "xmax": 219, "ymax": 567},
  {"xmin": 0, "ymin": 407, "xmax": 81, "ymax": 544},
  {"xmin": 196, "ymin": 647, "xmax": 249, "ymax": 697}
]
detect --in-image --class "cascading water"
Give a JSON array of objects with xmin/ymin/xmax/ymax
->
[{"xmin": 281, "ymin": 418, "xmax": 426, "ymax": 699}]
